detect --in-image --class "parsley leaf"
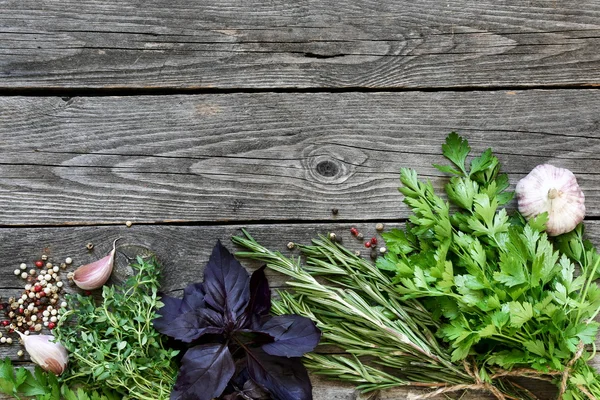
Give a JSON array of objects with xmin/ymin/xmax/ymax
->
[{"xmin": 436, "ymin": 132, "xmax": 470, "ymax": 176}]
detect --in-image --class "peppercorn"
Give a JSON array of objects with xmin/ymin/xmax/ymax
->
[
  {"xmin": 86, "ymin": 242, "xmax": 94, "ymax": 250},
  {"xmin": 376, "ymin": 223, "xmax": 384, "ymax": 231},
  {"xmin": 287, "ymin": 242, "xmax": 295, "ymax": 250},
  {"xmin": 350, "ymin": 227, "xmax": 358, "ymax": 236},
  {"xmin": 35, "ymin": 261, "xmax": 43, "ymax": 268},
  {"xmin": 370, "ymin": 249, "xmax": 378, "ymax": 260},
  {"xmin": 357, "ymin": 233, "xmax": 364, "ymax": 240},
  {"xmin": 370, "ymin": 237, "xmax": 378, "ymax": 245},
  {"xmin": 365, "ymin": 241, "xmax": 371, "ymax": 248}
]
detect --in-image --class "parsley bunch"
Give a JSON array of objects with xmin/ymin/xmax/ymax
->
[{"xmin": 377, "ymin": 133, "xmax": 600, "ymax": 399}]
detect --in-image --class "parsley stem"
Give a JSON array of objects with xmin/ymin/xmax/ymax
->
[{"xmin": 577, "ymin": 255, "xmax": 600, "ymax": 322}]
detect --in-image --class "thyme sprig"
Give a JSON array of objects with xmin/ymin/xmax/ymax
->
[{"xmin": 54, "ymin": 257, "xmax": 178, "ymax": 400}]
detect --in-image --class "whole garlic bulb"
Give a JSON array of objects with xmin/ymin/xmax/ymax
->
[{"xmin": 516, "ymin": 164, "xmax": 585, "ymax": 236}]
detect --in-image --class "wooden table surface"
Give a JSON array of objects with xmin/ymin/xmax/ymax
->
[{"xmin": 1, "ymin": 1, "xmax": 600, "ymax": 399}]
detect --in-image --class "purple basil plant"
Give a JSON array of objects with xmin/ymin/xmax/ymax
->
[{"xmin": 154, "ymin": 241, "xmax": 321, "ymax": 400}]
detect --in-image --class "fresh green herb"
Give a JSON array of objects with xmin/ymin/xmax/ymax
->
[
  {"xmin": 0, "ymin": 357, "xmax": 119, "ymax": 400},
  {"xmin": 54, "ymin": 257, "xmax": 178, "ymax": 400},
  {"xmin": 379, "ymin": 134, "xmax": 600, "ymax": 399},
  {"xmin": 234, "ymin": 133, "xmax": 600, "ymax": 400},
  {"xmin": 233, "ymin": 231, "xmax": 533, "ymax": 399}
]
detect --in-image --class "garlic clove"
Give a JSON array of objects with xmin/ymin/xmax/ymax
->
[
  {"xmin": 16, "ymin": 331, "xmax": 68, "ymax": 375},
  {"xmin": 73, "ymin": 239, "xmax": 119, "ymax": 290},
  {"xmin": 516, "ymin": 164, "xmax": 585, "ymax": 236}
]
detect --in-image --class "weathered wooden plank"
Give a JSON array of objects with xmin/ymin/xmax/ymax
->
[
  {"xmin": 1, "ymin": 90, "xmax": 600, "ymax": 225},
  {"xmin": 1, "ymin": 0, "xmax": 599, "ymax": 89},
  {"xmin": 0, "ymin": 220, "xmax": 590, "ymax": 399}
]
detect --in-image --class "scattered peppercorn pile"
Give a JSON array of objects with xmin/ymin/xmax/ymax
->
[
  {"xmin": 1, "ymin": 254, "xmax": 73, "ymax": 352},
  {"xmin": 349, "ymin": 224, "xmax": 386, "ymax": 259}
]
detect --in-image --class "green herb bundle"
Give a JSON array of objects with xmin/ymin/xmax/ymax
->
[
  {"xmin": 234, "ymin": 232, "xmax": 534, "ymax": 399},
  {"xmin": 0, "ymin": 358, "xmax": 120, "ymax": 400},
  {"xmin": 233, "ymin": 133, "xmax": 600, "ymax": 400},
  {"xmin": 379, "ymin": 134, "xmax": 600, "ymax": 399},
  {"xmin": 54, "ymin": 257, "xmax": 178, "ymax": 400}
]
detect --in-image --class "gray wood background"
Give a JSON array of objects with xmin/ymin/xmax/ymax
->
[{"xmin": 1, "ymin": 0, "xmax": 599, "ymax": 398}]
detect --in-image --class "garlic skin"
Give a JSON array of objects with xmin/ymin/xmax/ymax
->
[
  {"xmin": 17, "ymin": 332, "xmax": 68, "ymax": 375},
  {"xmin": 516, "ymin": 164, "xmax": 585, "ymax": 236},
  {"xmin": 73, "ymin": 239, "xmax": 119, "ymax": 290}
]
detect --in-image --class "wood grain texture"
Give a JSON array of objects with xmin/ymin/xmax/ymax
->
[
  {"xmin": 0, "ymin": 220, "xmax": 585, "ymax": 399},
  {"xmin": 1, "ymin": 0, "xmax": 599, "ymax": 89},
  {"xmin": 1, "ymin": 90, "xmax": 600, "ymax": 225}
]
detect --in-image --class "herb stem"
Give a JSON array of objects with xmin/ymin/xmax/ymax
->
[{"xmin": 578, "ymin": 255, "xmax": 600, "ymax": 322}]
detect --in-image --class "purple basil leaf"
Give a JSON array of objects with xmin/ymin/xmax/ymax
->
[
  {"xmin": 258, "ymin": 315, "xmax": 321, "ymax": 357},
  {"xmin": 157, "ymin": 308, "xmax": 224, "ymax": 343},
  {"xmin": 171, "ymin": 343, "xmax": 235, "ymax": 400},
  {"xmin": 248, "ymin": 266, "xmax": 271, "ymax": 317},
  {"xmin": 203, "ymin": 241, "xmax": 250, "ymax": 323},
  {"xmin": 246, "ymin": 347, "xmax": 312, "ymax": 400},
  {"xmin": 181, "ymin": 282, "xmax": 205, "ymax": 313},
  {"xmin": 154, "ymin": 295, "xmax": 184, "ymax": 332}
]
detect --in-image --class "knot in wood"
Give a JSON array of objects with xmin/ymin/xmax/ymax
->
[
  {"xmin": 303, "ymin": 144, "xmax": 366, "ymax": 185},
  {"xmin": 316, "ymin": 160, "xmax": 339, "ymax": 177},
  {"xmin": 307, "ymin": 154, "xmax": 346, "ymax": 184}
]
